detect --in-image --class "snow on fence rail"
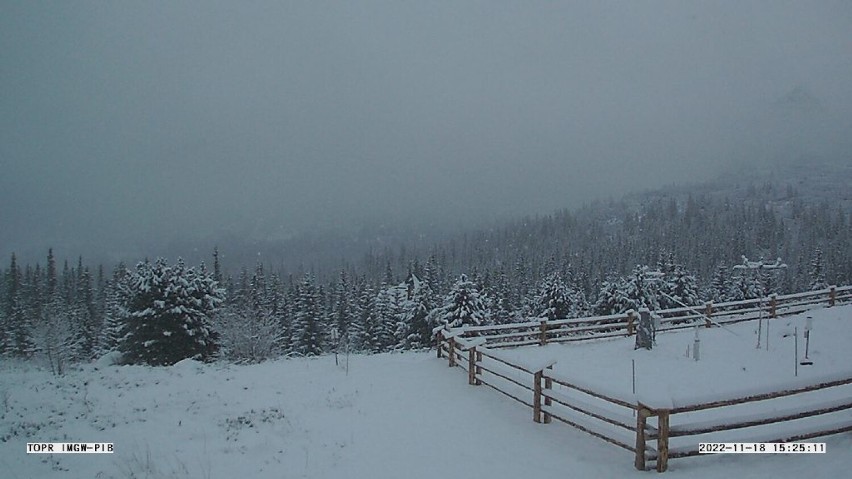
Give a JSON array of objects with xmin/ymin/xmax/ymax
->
[
  {"xmin": 440, "ymin": 286, "xmax": 849, "ymax": 348},
  {"xmin": 437, "ymin": 329, "xmax": 852, "ymax": 473},
  {"xmin": 635, "ymin": 371, "xmax": 852, "ymax": 471},
  {"xmin": 440, "ymin": 336, "xmax": 648, "ymax": 467}
]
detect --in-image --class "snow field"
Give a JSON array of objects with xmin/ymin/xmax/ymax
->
[
  {"xmin": 0, "ymin": 305, "xmax": 850, "ymax": 478},
  {"xmin": 482, "ymin": 305, "xmax": 852, "ymax": 470}
]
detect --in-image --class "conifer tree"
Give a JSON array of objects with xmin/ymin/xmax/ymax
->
[
  {"xmin": 809, "ymin": 248, "xmax": 828, "ymax": 290},
  {"xmin": 435, "ymin": 274, "xmax": 486, "ymax": 328},
  {"xmin": 331, "ymin": 269, "xmax": 353, "ymax": 342},
  {"xmin": 489, "ymin": 268, "xmax": 515, "ymax": 324},
  {"xmin": 533, "ymin": 272, "xmax": 574, "ymax": 320},
  {"xmin": 292, "ymin": 274, "xmax": 323, "ymax": 356},
  {"xmin": 659, "ymin": 265, "xmax": 701, "ymax": 309},
  {"xmin": 121, "ymin": 258, "xmax": 223, "ymax": 366},
  {"xmin": 372, "ymin": 284, "xmax": 397, "ymax": 351},
  {"xmin": 212, "ymin": 247, "xmax": 223, "ymax": 284},
  {"xmin": 708, "ymin": 265, "xmax": 729, "ymax": 302},
  {"xmin": 593, "ymin": 278, "xmax": 631, "ymax": 315},
  {"xmin": 354, "ymin": 282, "xmax": 376, "ymax": 352},
  {"xmin": 623, "ymin": 266, "xmax": 660, "ymax": 311},
  {"xmin": 402, "ymin": 274, "xmax": 434, "ymax": 348},
  {"xmin": 97, "ymin": 263, "xmax": 129, "ymax": 355},
  {"xmin": 727, "ymin": 270, "xmax": 763, "ymax": 301},
  {"xmin": 5, "ymin": 253, "xmax": 34, "ymax": 357},
  {"xmin": 76, "ymin": 265, "xmax": 99, "ymax": 359}
]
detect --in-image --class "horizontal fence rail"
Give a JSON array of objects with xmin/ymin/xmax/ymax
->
[
  {"xmin": 435, "ymin": 288, "xmax": 852, "ymax": 473},
  {"xmin": 440, "ymin": 286, "xmax": 849, "ymax": 348},
  {"xmin": 636, "ymin": 372, "xmax": 852, "ymax": 471}
]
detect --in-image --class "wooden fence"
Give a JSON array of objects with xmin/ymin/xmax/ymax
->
[
  {"xmin": 439, "ymin": 334, "xmax": 852, "ymax": 472},
  {"xmin": 440, "ymin": 285, "xmax": 850, "ymax": 349},
  {"xmin": 634, "ymin": 372, "xmax": 852, "ymax": 471},
  {"xmin": 437, "ymin": 287, "xmax": 852, "ymax": 472}
]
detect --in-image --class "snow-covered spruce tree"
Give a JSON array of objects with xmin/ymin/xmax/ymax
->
[
  {"xmin": 331, "ymin": 269, "xmax": 354, "ymax": 343},
  {"xmin": 4, "ymin": 253, "xmax": 35, "ymax": 358},
  {"xmin": 487, "ymin": 268, "xmax": 516, "ymax": 324},
  {"xmin": 402, "ymin": 274, "xmax": 435, "ymax": 349},
  {"xmin": 659, "ymin": 265, "xmax": 701, "ymax": 310},
  {"xmin": 372, "ymin": 284, "xmax": 400, "ymax": 352},
  {"xmin": 759, "ymin": 267, "xmax": 782, "ymax": 297},
  {"xmin": 354, "ymin": 282, "xmax": 376, "ymax": 352},
  {"xmin": 390, "ymin": 285, "xmax": 410, "ymax": 351},
  {"xmin": 292, "ymin": 274, "xmax": 324, "ymax": 356},
  {"xmin": 96, "ymin": 263, "xmax": 130, "ymax": 356},
  {"xmin": 533, "ymin": 272, "xmax": 588, "ymax": 320},
  {"xmin": 267, "ymin": 272, "xmax": 289, "ymax": 357},
  {"xmin": 726, "ymin": 270, "xmax": 763, "ymax": 301},
  {"xmin": 593, "ymin": 278, "xmax": 629, "ymax": 315},
  {"xmin": 533, "ymin": 273, "xmax": 572, "ymax": 320},
  {"xmin": 707, "ymin": 264, "xmax": 730, "ymax": 302},
  {"xmin": 75, "ymin": 264, "xmax": 99, "ymax": 360},
  {"xmin": 809, "ymin": 248, "xmax": 828, "ymax": 291},
  {"xmin": 622, "ymin": 266, "xmax": 660, "ymax": 312},
  {"xmin": 433, "ymin": 274, "xmax": 487, "ymax": 329},
  {"xmin": 121, "ymin": 258, "xmax": 223, "ymax": 366}
]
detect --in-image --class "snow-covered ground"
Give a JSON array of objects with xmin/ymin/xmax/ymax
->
[
  {"xmin": 497, "ymin": 303, "xmax": 852, "ymax": 405},
  {"xmin": 2, "ymin": 306, "xmax": 851, "ymax": 478}
]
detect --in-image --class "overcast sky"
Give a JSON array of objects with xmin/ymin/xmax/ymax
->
[{"xmin": 3, "ymin": 1, "xmax": 852, "ymax": 264}]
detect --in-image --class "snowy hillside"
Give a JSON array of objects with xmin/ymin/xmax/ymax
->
[{"xmin": 2, "ymin": 306, "xmax": 852, "ymax": 478}]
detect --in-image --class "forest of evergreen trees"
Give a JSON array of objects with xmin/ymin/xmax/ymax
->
[{"xmin": 0, "ymin": 181, "xmax": 848, "ymax": 369}]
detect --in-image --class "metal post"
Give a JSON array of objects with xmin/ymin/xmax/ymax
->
[
  {"xmin": 801, "ymin": 317, "xmax": 813, "ymax": 366},
  {"xmin": 794, "ymin": 327, "xmax": 798, "ymax": 377},
  {"xmin": 693, "ymin": 326, "xmax": 700, "ymax": 361}
]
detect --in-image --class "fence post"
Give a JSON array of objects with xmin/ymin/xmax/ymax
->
[
  {"xmin": 436, "ymin": 330, "xmax": 443, "ymax": 359},
  {"xmin": 656, "ymin": 409, "xmax": 671, "ymax": 473},
  {"xmin": 543, "ymin": 365, "xmax": 553, "ymax": 424},
  {"xmin": 769, "ymin": 294, "xmax": 777, "ymax": 318},
  {"xmin": 627, "ymin": 310, "xmax": 636, "ymax": 335},
  {"xmin": 533, "ymin": 370, "xmax": 543, "ymax": 423},
  {"xmin": 468, "ymin": 346, "xmax": 477, "ymax": 385},
  {"xmin": 475, "ymin": 349, "xmax": 482, "ymax": 385},
  {"xmin": 829, "ymin": 285, "xmax": 836, "ymax": 307},
  {"xmin": 448, "ymin": 337, "xmax": 456, "ymax": 367},
  {"xmin": 634, "ymin": 404, "xmax": 650, "ymax": 470},
  {"xmin": 704, "ymin": 302, "xmax": 713, "ymax": 328},
  {"xmin": 539, "ymin": 320, "xmax": 548, "ymax": 346}
]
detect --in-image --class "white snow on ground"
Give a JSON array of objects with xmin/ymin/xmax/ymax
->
[
  {"xmin": 495, "ymin": 303, "xmax": 852, "ymax": 406},
  {"xmin": 1, "ymin": 306, "xmax": 851, "ymax": 478}
]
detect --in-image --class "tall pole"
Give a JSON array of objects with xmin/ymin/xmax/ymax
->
[
  {"xmin": 632, "ymin": 359, "xmax": 636, "ymax": 417},
  {"xmin": 794, "ymin": 327, "xmax": 798, "ymax": 377}
]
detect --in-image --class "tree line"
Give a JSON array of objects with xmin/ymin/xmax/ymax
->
[{"xmin": 0, "ymin": 181, "xmax": 847, "ymax": 369}]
